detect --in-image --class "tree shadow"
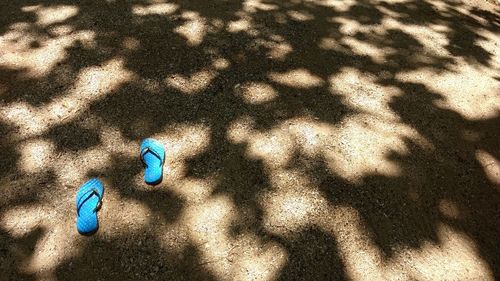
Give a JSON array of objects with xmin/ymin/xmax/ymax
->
[
  {"xmin": 88, "ymin": 153, "xmax": 185, "ymax": 225},
  {"xmin": 272, "ymin": 227, "xmax": 347, "ymax": 281},
  {"xmin": 0, "ymin": 0, "xmax": 499, "ymax": 279},
  {"xmin": 55, "ymin": 237, "xmax": 217, "ymax": 281}
]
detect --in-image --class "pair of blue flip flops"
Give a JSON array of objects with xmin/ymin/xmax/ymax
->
[{"xmin": 76, "ymin": 138, "xmax": 164, "ymax": 235}]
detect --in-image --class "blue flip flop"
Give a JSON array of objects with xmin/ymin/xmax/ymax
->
[
  {"xmin": 76, "ymin": 178, "xmax": 104, "ymax": 235},
  {"xmin": 140, "ymin": 138, "xmax": 165, "ymax": 185}
]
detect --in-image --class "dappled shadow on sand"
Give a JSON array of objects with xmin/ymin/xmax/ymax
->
[
  {"xmin": 1, "ymin": 0, "xmax": 499, "ymax": 280},
  {"xmin": 55, "ymin": 237, "xmax": 217, "ymax": 281}
]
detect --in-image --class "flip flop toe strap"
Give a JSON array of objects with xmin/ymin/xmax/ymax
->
[
  {"xmin": 140, "ymin": 146, "xmax": 163, "ymax": 167},
  {"xmin": 77, "ymin": 188, "xmax": 102, "ymax": 216}
]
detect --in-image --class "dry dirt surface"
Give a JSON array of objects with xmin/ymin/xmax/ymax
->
[{"xmin": 0, "ymin": 0, "xmax": 499, "ymax": 280}]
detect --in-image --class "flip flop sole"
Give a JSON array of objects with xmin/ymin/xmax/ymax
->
[
  {"xmin": 141, "ymin": 139, "xmax": 165, "ymax": 185},
  {"xmin": 76, "ymin": 178, "xmax": 103, "ymax": 235},
  {"xmin": 144, "ymin": 150, "xmax": 165, "ymax": 185}
]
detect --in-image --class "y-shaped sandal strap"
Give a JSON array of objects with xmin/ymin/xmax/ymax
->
[
  {"xmin": 77, "ymin": 188, "xmax": 102, "ymax": 216},
  {"xmin": 140, "ymin": 147, "xmax": 163, "ymax": 167}
]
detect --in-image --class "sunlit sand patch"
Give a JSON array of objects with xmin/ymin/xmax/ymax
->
[
  {"xmin": 261, "ymin": 181, "xmax": 325, "ymax": 234},
  {"xmin": 380, "ymin": 17, "xmax": 450, "ymax": 56},
  {"xmin": 0, "ymin": 58, "xmax": 134, "ymax": 138},
  {"xmin": 287, "ymin": 10, "xmax": 314, "ymax": 21},
  {"xmin": 131, "ymin": 3, "xmax": 178, "ymax": 16},
  {"xmin": 183, "ymin": 195, "xmax": 287, "ymax": 280},
  {"xmin": 267, "ymin": 41, "xmax": 293, "ymax": 60},
  {"xmin": 0, "ymin": 103, "xmax": 45, "ymax": 137},
  {"xmin": 227, "ymin": 115, "xmax": 257, "ymax": 144},
  {"xmin": 0, "ymin": 28, "xmax": 96, "ymax": 78},
  {"xmin": 476, "ymin": 149, "xmax": 500, "ymax": 187},
  {"xmin": 293, "ymin": 116, "xmax": 409, "ymax": 180},
  {"xmin": 318, "ymin": 37, "xmax": 349, "ymax": 53},
  {"xmin": 329, "ymin": 68, "xmax": 399, "ymax": 118},
  {"xmin": 289, "ymin": 121, "xmax": 325, "ymax": 155},
  {"xmin": 391, "ymin": 224, "xmax": 494, "ymax": 281},
  {"xmin": 174, "ymin": 11, "xmax": 208, "ymax": 46},
  {"xmin": 342, "ymin": 37, "xmax": 387, "ymax": 63},
  {"xmin": 183, "ymin": 195, "xmax": 236, "ymax": 277},
  {"xmin": 324, "ymin": 118, "xmax": 411, "ymax": 181},
  {"xmin": 22, "ymin": 5, "xmax": 79, "ymax": 26},
  {"xmin": 28, "ymin": 220, "xmax": 79, "ymax": 277},
  {"xmin": 236, "ymin": 82, "xmax": 278, "ymax": 104},
  {"xmin": 243, "ymin": 0, "xmax": 279, "ymax": 13},
  {"xmin": 69, "ymin": 58, "xmax": 134, "ymax": 101},
  {"xmin": 56, "ymin": 57, "xmax": 134, "ymax": 120},
  {"xmin": 378, "ymin": 14, "xmax": 500, "ymax": 119},
  {"xmin": 227, "ymin": 18, "xmax": 253, "ymax": 33},
  {"xmin": 316, "ymin": 0, "xmax": 358, "ymax": 11},
  {"xmin": 1, "ymin": 206, "xmax": 48, "ymax": 238},
  {"xmin": 232, "ymin": 239, "xmax": 287, "ymax": 281},
  {"xmin": 1, "ymin": 205, "xmax": 81, "ymax": 278},
  {"xmin": 0, "ymin": 24, "xmax": 29, "ymax": 48},
  {"xmin": 247, "ymin": 130, "xmax": 294, "ymax": 168},
  {"xmin": 319, "ymin": 205, "xmax": 386, "ymax": 281},
  {"xmin": 267, "ymin": 189, "xmax": 387, "ymax": 280},
  {"xmin": 56, "ymin": 157, "xmax": 87, "ymax": 185},
  {"xmin": 236, "ymin": 117, "xmax": 323, "ymax": 159},
  {"xmin": 48, "ymin": 25, "xmax": 74, "ymax": 37},
  {"xmin": 223, "ymin": 11, "xmax": 255, "ymax": 35},
  {"xmin": 56, "ymin": 148, "xmax": 112, "ymax": 184},
  {"xmin": 18, "ymin": 139, "xmax": 55, "ymax": 173},
  {"xmin": 170, "ymin": 178, "xmax": 215, "ymax": 203},
  {"xmin": 148, "ymin": 123, "xmax": 211, "ymax": 178},
  {"xmin": 212, "ymin": 57, "xmax": 231, "ymax": 70},
  {"xmin": 328, "ymin": 69, "xmax": 434, "ymax": 181},
  {"xmin": 427, "ymin": 0, "xmax": 451, "ymax": 11},
  {"xmin": 397, "ymin": 67, "xmax": 500, "ymax": 119},
  {"xmin": 337, "ymin": 18, "xmax": 362, "ymax": 36},
  {"xmin": 165, "ymin": 69, "xmax": 217, "ymax": 94},
  {"xmin": 186, "ymin": 195, "xmax": 235, "ymax": 238},
  {"xmin": 475, "ymin": 30, "xmax": 500, "ymax": 67},
  {"xmin": 230, "ymin": 113, "xmax": 420, "ymax": 182},
  {"xmin": 269, "ymin": 68, "xmax": 323, "ymax": 89}
]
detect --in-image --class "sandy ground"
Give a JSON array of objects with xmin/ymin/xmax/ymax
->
[{"xmin": 0, "ymin": 0, "xmax": 499, "ymax": 280}]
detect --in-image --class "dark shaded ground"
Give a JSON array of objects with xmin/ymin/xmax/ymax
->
[{"xmin": 0, "ymin": 0, "xmax": 499, "ymax": 280}]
